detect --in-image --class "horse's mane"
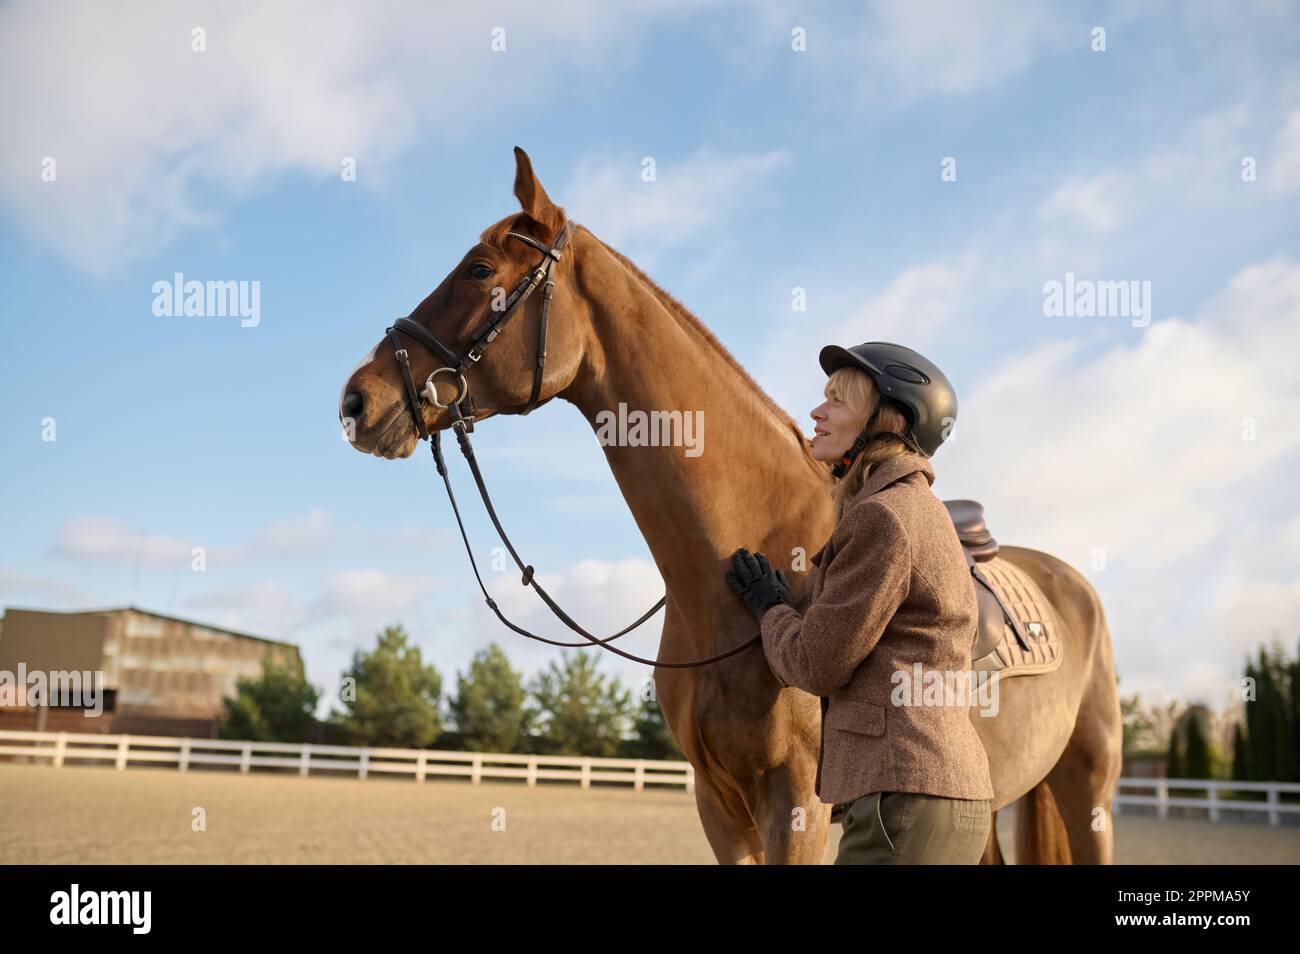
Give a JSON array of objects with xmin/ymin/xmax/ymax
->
[
  {"xmin": 481, "ymin": 212, "xmax": 816, "ymax": 464},
  {"xmin": 590, "ymin": 233, "xmax": 798, "ymax": 430}
]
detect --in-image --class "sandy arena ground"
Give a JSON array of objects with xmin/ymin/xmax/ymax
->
[{"xmin": 2, "ymin": 763, "xmax": 1298, "ymax": 864}]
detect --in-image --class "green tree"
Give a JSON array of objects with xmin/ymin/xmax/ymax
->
[
  {"xmin": 1240, "ymin": 641, "xmax": 1297, "ymax": 782},
  {"xmin": 1183, "ymin": 709, "xmax": 1211, "ymax": 779},
  {"xmin": 1119, "ymin": 674, "xmax": 1159, "ymax": 756},
  {"xmin": 218, "ymin": 655, "xmax": 319, "ymax": 743},
  {"xmin": 1231, "ymin": 722, "xmax": 1248, "ymax": 781},
  {"xmin": 332, "ymin": 624, "xmax": 442, "ymax": 748},
  {"xmin": 526, "ymin": 650, "xmax": 632, "ymax": 757},
  {"xmin": 448, "ymin": 643, "xmax": 531, "ymax": 752},
  {"xmin": 1166, "ymin": 723, "xmax": 1183, "ymax": 779},
  {"xmin": 1271, "ymin": 641, "xmax": 1297, "ymax": 781},
  {"xmin": 1290, "ymin": 640, "xmax": 1300, "ymax": 782}
]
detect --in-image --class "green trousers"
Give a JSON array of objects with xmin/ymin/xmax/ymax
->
[{"xmin": 833, "ymin": 791, "xmax": 991, "ymax": 865}]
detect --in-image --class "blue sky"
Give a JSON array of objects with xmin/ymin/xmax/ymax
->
[{"xmin": 1, "ymin": 0, "xmax": 1298, "ymax": 714}]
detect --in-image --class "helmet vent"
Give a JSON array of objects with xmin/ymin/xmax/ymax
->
[{"xmin": 884, "ymin": 363, "xmax": 929, "ymax": 385}]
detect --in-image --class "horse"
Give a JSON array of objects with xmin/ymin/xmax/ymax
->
[{"xmin": 339, "ymin": 146, "xmax": 1123, "ymax": 864}]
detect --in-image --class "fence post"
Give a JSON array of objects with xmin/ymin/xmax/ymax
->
[
  {"xmin": 1268, "ymin": 787, "xmax": 1279, "ymax": 826},
  {"xmin": 686, "ymin": 765, "xmax": 694, "ymax": 795},
  {"xmin": 1208, "ymin": 785, "xmax": 1219, "ymax": 823},
  {"xmin": 1156, "ymin": 781, "xmax": 1168, "ymax": 819},
  {"xmin": 472, "ymin": 754, "xmax": 482, "ymax": 786},
  {"xmin": 634, "ymin": 760, "xmax": 645, "ymax": 792},
  {"xmin": 527, "ymin": 757, "xmax": 538, "ymax": 788},
  {"xmin": 115, "ymin": 735, "xmax": 130, "ymax": 771},
  {"xmin": 53, "ymin": 732, "xmax": 67, "ymax": 768},
  {"xmin": 239, "ymin": 743, "xmax": 251, "ymax": 774},
  {"xmin": 416, "ymin": 751, "xmax": 426, "ymax": 783},
  {"xmin": 300, "ymin": 744, "xmax": 311, "ymax": 778},
  {"xmin": 359, "ymin": 748, "xmax": 369, "ymax": 781},
  {"xmin": 179, "ymin": 739, "xmax": 191, "ymax": 772}
]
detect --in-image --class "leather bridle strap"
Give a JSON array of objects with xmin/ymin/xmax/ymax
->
[
  {"xmin": 384, "ymin": 218, "xmax": 762, "ymax": 669},
  {"xmin": 386, "ymin": 327, "xmax": 431, "ymax": 441},
  {"xmin": 387, "ymin": 221, "xmax": 572, "ymax": 422},
  {"xmin": 429, "ymin": 419, "xmax": 763, "ymax": 668}
]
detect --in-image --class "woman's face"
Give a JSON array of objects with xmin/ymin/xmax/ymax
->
[{"xmin": 810, "ymin": 383, "xmax": 867, "ymax": 462}]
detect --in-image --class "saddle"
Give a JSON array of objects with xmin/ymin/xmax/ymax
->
[{"xmin": 942, "ymin": 499, "xmax": 1041, "ymax": 673}]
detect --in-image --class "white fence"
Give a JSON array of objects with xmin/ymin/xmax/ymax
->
[
  {"xmin": 5, "ymin": 731, "xmax": 1298, "ymax": 824},
  {"xmin": 0, "ymin": 729, "xmax": 694, "ymax": 793},
  {"xmin": 1114, "ymin": 777, "xmax": 1300, "ymax": 826}
]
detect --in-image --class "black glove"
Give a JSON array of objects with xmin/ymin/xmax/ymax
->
[{"xmin": 726, "ymin": 548, "xmax": 794, "ymax": 622}]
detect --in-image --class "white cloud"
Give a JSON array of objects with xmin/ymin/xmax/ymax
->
[
  {"xmin": 1270, "ymin": 106, "xmax": 1300, "ymax": 195},
  {"xmin": 936, "ymin": 257, "xmax": 1300, "ymax": 705},
  {"xmin": 945, "ymin": 257, "xmax": 1300, "ymax": 568},
  {"xmin": 188, "ymin": 580, "xmax": 301, "ymax": 613},
  {"xmin": 0, "ymin": 567, "xmax": 93, "ymax": 608},
  {"xmin": 1039, "ymin": 174, "xmax": 1130, "ymax": 233},
  {"xmin": 0, "ymin": 0, "xmax": 712, "ymax": 274},
  {"xmin": 183, "ymin": 581, "xmax": 305, "ymax": 635},
  {"xmin": 1219, "ymin": 579, "xmax": 1300, "ymax": 652},
  {"xmin": 175, "ymin": 568, "xmax": 452, "ymax": 651},
  {"xmin": 307, "ymin": 568, "xmax": 443, "ymax": 634},
  {"xmin": 246, "ymin": 510, "xmax": 331, "ymax": 557},
  {"xmin": 45, "ymin": 509, "xmax": 430, "ymax": 569},
  {"xmin": 1285, "ymin": 514, "xmax": 1300, "ymax": 561},
  {"xmin": 838, "ymin": 252, "xmax": 985, "ymax": 345},
  {"xmin": 48, "ymin": 516, "xmax": 192, "ymax": 566},
  {"xmin": 566, "ymin": 148, "xmax": 793, "ymax": 262},
  {"xmin": 465, "ymin": 557, "xmax": 666, "ymax": 687},
  {"xmin": 847, "ymin": 0, "xmax": 1070, "ymax": 106}
]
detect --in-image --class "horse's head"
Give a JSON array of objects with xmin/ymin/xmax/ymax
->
[{"xmin": 340, "ymin": 147, "xmax": 588, "ymax": 459}]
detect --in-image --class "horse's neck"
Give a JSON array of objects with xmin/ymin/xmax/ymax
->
[{"xmin": 562, "ymin": 235, "xmax": 833, "ymax": 640}]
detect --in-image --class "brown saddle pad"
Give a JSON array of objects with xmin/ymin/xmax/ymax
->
[{"xmin": 970, "ymin": 557, "xmax": 1063, "ymax": 679}]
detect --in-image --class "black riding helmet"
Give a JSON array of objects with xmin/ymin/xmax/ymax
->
[{"xmin": 818, "ymin": 342, "xmax": 957, "ymax": 476}]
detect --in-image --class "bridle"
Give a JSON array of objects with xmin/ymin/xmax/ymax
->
[
  {"xmin": 382, "ymin": 220, "xmax": 762, "ymax": 669},
  {"xmin": 385, "ymin": 223, "xmax": 573, "ymax": 430}
]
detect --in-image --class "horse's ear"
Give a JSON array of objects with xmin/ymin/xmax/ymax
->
[{"xmin": 512, "ymin": 146, "xmax": 564, "ymax": 235}]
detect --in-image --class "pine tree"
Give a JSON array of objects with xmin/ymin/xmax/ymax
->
[
  {"xmin": 447, "ymin": 643, "xmax": 531, "ymax": 752},
  {"xmin": 219, "ymin": 656, "xmax": 320, "ymax": 742},
  {"xmin": 1166, "ymin": 722, "xmax": 1183, "ymax": 779},
  {"xmin": 332, "ymin": 624, "xmax": 442, "ymax": 748},
  {"xmin": 1184, "ymin": 710, "xmax": 1210, "ymax": 779},
  {"xmin": 526, "ymin": 650, "xmax": 632, "ymax": 757},
  {"xmin": 1231, "ymin": 722, "xmax": 1248, "ymax": 781}
]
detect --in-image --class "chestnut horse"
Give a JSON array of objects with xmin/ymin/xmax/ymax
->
[{"xmin": 339, "ymin": 147, "xmax": 1123, "ymax": 864}]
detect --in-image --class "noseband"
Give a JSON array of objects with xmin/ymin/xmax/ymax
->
[{"xmin": 379, "ymin": 220, "xmax": 761, "ymax": 670}]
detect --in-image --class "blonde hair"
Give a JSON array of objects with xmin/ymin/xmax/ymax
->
[{"xmin": 825, "ymin": 366, "xmax": 912, "ymax": 516}]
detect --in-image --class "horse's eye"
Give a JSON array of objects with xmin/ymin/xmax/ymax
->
[{"xmin": 469, "ymin": 263, "xmax": 494, "ymax": 280}]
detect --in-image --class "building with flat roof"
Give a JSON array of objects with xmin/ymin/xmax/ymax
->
[{"xmin": 0, "ymin": 606, "xmax": 302, "ymax": 737}]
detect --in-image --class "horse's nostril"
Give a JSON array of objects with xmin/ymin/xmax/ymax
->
[{"xmin": 341, "ymin": 390, "xmax": 364, "ymax": 421}]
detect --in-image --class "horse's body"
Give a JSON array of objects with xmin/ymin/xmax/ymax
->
[{"xmin": 340, "ymin": 148, "xmax": 1123, "ymax": 863}]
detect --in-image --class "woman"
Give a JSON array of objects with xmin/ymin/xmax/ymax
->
[{"xmin": 725, "ymin": 341, "xmax": 993, "ymax": 865}]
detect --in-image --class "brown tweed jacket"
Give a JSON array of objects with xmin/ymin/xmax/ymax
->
[{"xmin": 760, "ymin": 452, "xmax": 994, "ymax": 804}]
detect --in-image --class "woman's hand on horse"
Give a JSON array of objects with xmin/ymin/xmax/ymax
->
[{"xmin": 726, "ymin": 547, "xmax": 794, "ymax": 621}]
